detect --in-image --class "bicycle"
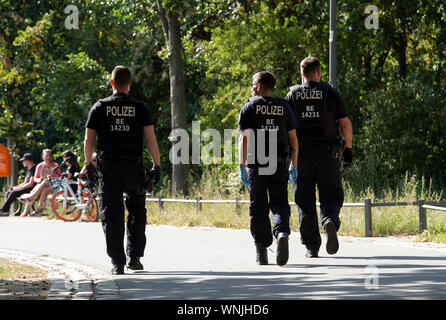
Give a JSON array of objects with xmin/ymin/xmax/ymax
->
[{"xmin": 49, "ymin": 162, "xmax": 99, "ymax": 222}]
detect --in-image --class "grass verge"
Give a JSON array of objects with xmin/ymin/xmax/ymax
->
[{"xmin": 0, "ymin": 258, "xmax": 50, "ymax": 300}]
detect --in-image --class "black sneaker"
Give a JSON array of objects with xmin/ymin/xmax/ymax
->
[
  {"xmin": 127, "ymin": 257, "xmax": 144, "ymax": 271},
  {"xmin": 28, "ymin": 209, "xmax": 42, "ymax": 217},
  {"xmin": 276, "ymin": 232, "xmax": 289, "ymax": 266},
  {"xmin": 0, "ymin": 210, "xmax": 9, "ymax": 217},
  {"xmin": 111, "ymin": 265, "xmax": 124, "ymax": 275},
  {"xmin": 305, "ymin": 249, "xmax": 319, "ymax": 258},
  {"xmin": 255, "ymin": 244, "xmax": 268, "ymax": 265},
  {"xmin": 324, "ymin": 220, "xmax": 339, "ymax": 255}
]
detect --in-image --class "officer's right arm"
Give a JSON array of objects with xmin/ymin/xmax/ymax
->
[
  {"xmin": 84, "ymin": 128, "xmax": 97, "ymax": 165},
  {"xmin": 238, "ymin": 131, "xmax": 248, "ymax": 166},
  {"xmin": 237, "ymin": 103, "xmax": 253, "ymax": 167}
]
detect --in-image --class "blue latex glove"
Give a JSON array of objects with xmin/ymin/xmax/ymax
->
[
  {"xmin": 288, "ymin": 164, "xmax": 298, "ymax": 183},
  {"xmin": 239, "ymin": 166, "xmax": 250, "ymax": 186}
]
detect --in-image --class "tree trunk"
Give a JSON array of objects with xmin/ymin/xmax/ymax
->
[
  {"xmin": 156, "ymin": 1, "xmax": 189, "ymax": 196},
  {"xmin": 167, "ymin": 13, "xmax": 188, "ymax": 196},
  {"xmin": 396, "ymin": 30, "xmax": 407, "ymax": 78}
]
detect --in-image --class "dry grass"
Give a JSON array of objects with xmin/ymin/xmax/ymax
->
[{"xmin": 0, "ymin": 258, "xmax": 50, "ymax": 300}]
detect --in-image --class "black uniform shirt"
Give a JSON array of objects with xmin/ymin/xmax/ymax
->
[
  {"xmin": 238, "ymin": 96, "xmax": 297, "ymax": 132},
  {"xmin": 85, "ymin": 93, "xmax": 153, "ymax": 156},
  {"xmin": 286, "ymin": 81, "xmax": 347, "ymax": 144},
  {"xmin": 238, "ymin": 96, "xmax": 297, "ymax": 166}
]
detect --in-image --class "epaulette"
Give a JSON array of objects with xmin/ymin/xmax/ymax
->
[
  {"xmin": 99, "ymin": 96, "xmax": 114, "ymax": 103},
  {"xmin": 248, "ymin": 95, "xmax": 264, "ymax": 103},
  {"xmin": 288, "ymin": 84, "xmax": 301, "ymax": 93}
]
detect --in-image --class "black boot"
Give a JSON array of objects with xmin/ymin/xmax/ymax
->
[
  {"xmin": 127, "ymin": 257, "xmax": 144, "ymax": 270},
  {"xmin": 324, "ymin": 220, "xmax": 339, "ymax": 255},
  {"xmin": 111, "ymin": 264, "xmax": 124, "ymax": 275},
  {"xmin": 276, "ymin": 232, "xmax": 289, "ymax": 266},
  {"xmin": 305, "ymin": 249, "xmax": 319, "ymax": 258},
  {"xmin": 255, "ymin": 244, "xmax": 268, "ymax": 265}
]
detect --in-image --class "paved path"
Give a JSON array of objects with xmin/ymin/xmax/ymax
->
[{"xmin": 1, "ymin": 217, "xmax": 446, "ymax": 300}]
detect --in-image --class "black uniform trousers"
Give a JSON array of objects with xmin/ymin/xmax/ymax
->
[
  {"xmin": 1, "ymin": 187, "xmax": 33, "ymax": 213},
  {"xmin": 293, "ymin": 144, "xmax": 343, "ymax": 252},
  {"xmin": 248, "ymin": 162, "xmax": 291, "ymax": 247},
  {"xmin": 98, "ymin": 157, "xmax": 147, "ymax": 266}
]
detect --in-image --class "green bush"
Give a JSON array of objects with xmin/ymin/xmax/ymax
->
[{"xmin": 343, "ymin": 78, "xmax": 446, "ymax": 197}]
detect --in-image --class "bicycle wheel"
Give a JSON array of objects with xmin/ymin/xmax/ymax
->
[
  {"xmin": 51, "ymin": 191, "xmax": 81, "ymax": 222},
  {"xmin": 82, "ymin": 188, "xmax": 99, "ymax": 222}
]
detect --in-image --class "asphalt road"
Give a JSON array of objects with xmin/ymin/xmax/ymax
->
[{"xmin": 1, "ymin": 217, "xmax": 446, "ymax": 300}]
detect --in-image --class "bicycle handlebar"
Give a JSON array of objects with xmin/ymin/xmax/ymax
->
[{"xmin": 50, "ymin": 158, "xmax": 69, "ymax": 172}]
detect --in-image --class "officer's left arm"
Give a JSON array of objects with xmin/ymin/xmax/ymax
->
[
  {"xmin": 143, "ymin": 125, "xmax": 161, "ymax": 166},
  {"xmin": 287, "ymin": 130, "xmax": 298, "ymax": 166},
  {"xmin": 338, "ymin": 117, "xmax": 353, "ymax": 148}
]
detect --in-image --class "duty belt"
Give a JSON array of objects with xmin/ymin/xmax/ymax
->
[
  {"xmin": 247, "ymin": 158, "xmax": 288, "ymax": 168},
  {"xmin": 100, "ymin": 152, "xmax": 142, "ymax": 161},
  {"xmin": 299, "ymin": 141, "xmax": 338, "ymax": 149}
]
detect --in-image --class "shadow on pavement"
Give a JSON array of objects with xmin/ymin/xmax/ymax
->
[{"xmin": 113, "ymin": 256, "xmax": 446, "ymax": 300}]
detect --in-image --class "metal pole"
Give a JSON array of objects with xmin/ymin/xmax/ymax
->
[
  {"xmin": 158, "ymin": 195, "xmax": 164, "ymax": 211},
  {"xmin": 235, "ymin": 196, "xmax": 241, "ymax": 216},
  {"xmin": 7, "ymin": 138, "xmax": 15, "ymax": 216},
  {"xmin": 329, "ymin": 0, "xmax": 337, "ymax": 88},
  {"xmin": 418, "ymin": 200, "xmax": 427, "ymax": 233},
  {"xmin": 196, "ymin": 196, "xmax": 202, "ymax": 212},
  {"xmin": 364, "ymin": 198, "xmax": 372, "ymax": 237}
]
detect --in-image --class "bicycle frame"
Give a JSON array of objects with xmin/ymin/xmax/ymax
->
[
  {"xmin": 50, "ymin": 160, "xmax": 96, "ymax": 218},
  {"xmin": 58, "ymin": 178, "xmax": 90, "ymax": 211}
]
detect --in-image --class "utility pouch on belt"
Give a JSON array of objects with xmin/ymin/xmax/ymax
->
[{"xmin": 86, "ymin": 163, "xmax": 99, "ymax": 186}]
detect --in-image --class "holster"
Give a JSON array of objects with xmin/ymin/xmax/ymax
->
[
  {"xmin": 332, "ymin": 138, "xmax": 346, "ymax": 166},
  {"xmin": 143, "ymin": 167, "xmax": 154, "ymax": 193},
  {"xmin": 284, "ymin": 145, "xmax": 294, "ymax": 168}
]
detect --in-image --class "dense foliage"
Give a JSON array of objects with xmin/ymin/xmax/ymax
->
[{"xmin": 1, "ymin": 0, "xmax": 445, "ymax": 198}]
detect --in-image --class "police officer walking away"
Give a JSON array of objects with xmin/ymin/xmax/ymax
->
[
  {"xmin": 84, "ymin": 66, "xmax": 161, "ymax": 274},
  {"xmin": 238, "ymin": 71, "xmax": 298, "ymax": 266},
  {"xmin": 286, "ymin": 57, "xmax": 353, "ymax": 258}
]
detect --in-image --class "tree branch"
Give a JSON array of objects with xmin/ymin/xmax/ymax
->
[{"xmin": 155, "ymin": 0, "xmax": 170, "ymax": 44}]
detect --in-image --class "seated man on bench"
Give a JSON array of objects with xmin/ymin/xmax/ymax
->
[{"xmin": 0, "ymin": 153, "xmax": 36, "ymax": 216}]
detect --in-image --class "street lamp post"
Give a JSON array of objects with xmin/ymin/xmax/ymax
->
[{"xmin": 329, "ymin": 0, "xmax": 337, "ymax": 88}]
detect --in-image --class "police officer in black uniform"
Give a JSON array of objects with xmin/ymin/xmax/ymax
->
[
  {"xmin": 84, "ymin": 66, "xmax": 161, "ymax": 274},
  {"xmin": 286, "ymin": 57, "xmax": 353, "ymax": 258},
  {"xmin": 238, "ymin": 71, "xmax": 298, "ymax": 266}
]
